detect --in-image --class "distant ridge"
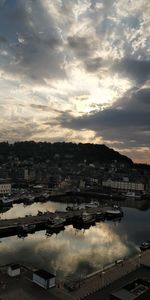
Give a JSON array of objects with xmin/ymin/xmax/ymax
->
[{"xmin": 0, "ymin": 141, "xmax": 133, "ymax": 165}]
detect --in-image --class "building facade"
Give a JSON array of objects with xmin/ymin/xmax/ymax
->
[
  {"xmin": 102, "ymin": 179, "xmax": 144, "ymax": 192},
  {"xmin": 33, "ymin": 269, "xmax": 56, "ymax": 289},
  {"xmin": 0, "ymin": 182, "xmax": 11, "ymax": 194}
]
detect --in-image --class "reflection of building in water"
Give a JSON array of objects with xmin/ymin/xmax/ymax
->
[{"xmin": 119, "ymin": 199, "xmax": 150, "ymax": 210}]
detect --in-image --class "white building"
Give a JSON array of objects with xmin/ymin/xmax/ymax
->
[
  {"xmin": 33, "ymin": 269, "xmax": 56, "ymax": 289},
  {"xmin": 102, "ymin": 179, "xmax": 144, "ymax": 191},
  {"xmin": 0, "ymin": 182, "xmax": 11, "ymax": 194},
  {"xmin": 8, "ymin": 264, "xmax": 20, "ymax": 277}
]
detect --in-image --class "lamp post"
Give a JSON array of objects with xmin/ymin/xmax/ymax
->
[
  {"xmin": 138, "ymin": 253, "xmax": 141, "ymax": 267},
  {"xmin": 101, "ymin": 271, "xmax": 105, "ymax": 288}
]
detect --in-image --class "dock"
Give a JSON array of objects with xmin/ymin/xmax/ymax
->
[{"xmin": 0, "ymin": 206, "xmax": 122, "ymax": 238}]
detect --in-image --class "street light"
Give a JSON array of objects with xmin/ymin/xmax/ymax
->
[
  {"xmin": 138, "ymin": 253, "xmax": 141, "ymax": 267},
  {"xmin": 102, "ymin": 271, "xmax": 105, "ymax": 287}
]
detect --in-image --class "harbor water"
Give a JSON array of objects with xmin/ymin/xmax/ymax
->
[{"xmin": 0, "ymin": 200, "xmax": 150, "ymax": 281}]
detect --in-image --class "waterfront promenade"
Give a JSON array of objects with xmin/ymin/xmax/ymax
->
[{"xmin": 70, "ymin": 249, "xmax": 150, "ymax": 300}]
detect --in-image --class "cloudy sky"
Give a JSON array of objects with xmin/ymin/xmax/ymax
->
[{"xmin": 0, "ymin": 0, "xmax": 149, "ymax": 163}]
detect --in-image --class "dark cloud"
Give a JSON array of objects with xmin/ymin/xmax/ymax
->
[
  {"xmin": 30, "ymin": 104, "xmax": 50, "ymax": 111},
  {"xmin": 0, "ymin": 0, "xmax": 66, "ymax": 84},
  {"xmin": 113, "ymin": 58, "xmax": 150, "ymax": 84},
  {"xmin": 60, "ymin": 88, "xmax": 150, "ymax": 148},
  {"xmin": 68, "ymin": 35, "xmax": 105, "ymax": 73},
  {"xmin": 84, "ymin": 57, "xmax": 103, "ymax": 72},
  {"xmin": 68, "ymin": 36, "xmax": 92, "ymax": 59}
]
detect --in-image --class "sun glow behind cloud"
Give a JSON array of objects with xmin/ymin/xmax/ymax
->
[{"xmin": 0, "ymin": 0, "xmax": 149, "ymax": 162}]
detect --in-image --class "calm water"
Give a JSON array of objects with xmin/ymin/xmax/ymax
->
[{"xmin": 0, "ymin": 201, "xmax": 150, "ymax": 280}]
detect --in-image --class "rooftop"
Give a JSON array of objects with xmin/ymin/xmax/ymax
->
[
  {"xmin": 34, "ymin": 269, "xmax": 55, "ymax": 280},
  {"xmin": 9, "ymin": 264, "xmax": 20, "ymax": 270}
]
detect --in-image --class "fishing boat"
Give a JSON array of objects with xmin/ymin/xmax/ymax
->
[
  {"xmin": 0, "ymin": 196, "xmax": 13, "ymax": 208},
  {"xmin": 66, "ymin": 203, "xmax": 80, "ymax": 211},
  {"xmin": 85, "ymin": 201, "xmax": 99, "ymax": 209},
  {"xmin": 95, "ymin": 211, "xmax": 105, "ymax": 221},
  {"xmin": 47, "ymin": 216, "xmax": 66, "ymax": 230},
  {"xmin": 82, "ymin": 211, "xmax": 96, "ymax": 225},
  {"xmin": 23, "ymin": 195, "xmax": 35, "ymax": 205},
  {"xmin": 140, "ymin": 241, "xmax": 150, "ymax": 251},
  {"xmin": 105, "ymin": 207, "xmax": 123, "ymax": 219},
  {"xmin": 18, "ymin": 224, "xmax": 36, "ymax": 236}
]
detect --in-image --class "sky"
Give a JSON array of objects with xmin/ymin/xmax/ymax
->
[{"xmin": 0, "ymin": 0, "xmax": 149, "ymax": 163}]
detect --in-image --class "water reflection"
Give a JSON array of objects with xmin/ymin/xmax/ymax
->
[
  {"xmin": 0, "ymin": 203, "xmax": 150, "ymax": 281},
  {"xmin": 0, "ymin": 201, "xmax": 69, "ymax": 219},
  {"xmin": 0, "ymin": 198, "xmax": 150, "ymax": 220},
  {"xmin": 0, "ymin": 221, "xmax": 138, "ymax": 280}
]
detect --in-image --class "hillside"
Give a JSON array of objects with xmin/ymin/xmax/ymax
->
[{"xmin": 0, "ymin": 142, "xmax": 133, "ymax": 165}]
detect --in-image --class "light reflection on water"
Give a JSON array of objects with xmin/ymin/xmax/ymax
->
[
  {"xmin": 0, "ymin": 223, "xmax": 131, "ymax": 280},
  {"xmin": 0, "ymin": 203, "xmax": 150, "ymax": 280},
  {"xmin": 0, "ymin": 201, "xmax": 69, "ymax": 219}
]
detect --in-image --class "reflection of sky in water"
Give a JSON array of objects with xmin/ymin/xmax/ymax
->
[
  {"xmin": 0, "ymin": 201, "xmax": 69, "ymax": 219},
  {"xmin": 0, "ymin": 206, "xmax": 150, "ymax": 280}
]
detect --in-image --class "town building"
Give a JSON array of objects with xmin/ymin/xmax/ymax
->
[
  {"xmin": 111, "ymin": 278, "xmax": 150, "ymax": 299},
  {"xmin": 102, "ymin": 178, "xmax": 144, "ymax": 192},
  {"xmin": 8, "ymin": 264, "xmax": 20, "ymax": 277},
  {"xmin": 0, "ymin": 181, "xmax": 11, "ymax": 194},
  {"xmin": 33, "ymin": 269, "xmax": 56, "ymax": 289}
]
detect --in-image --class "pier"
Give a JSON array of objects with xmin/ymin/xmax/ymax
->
[
  {"xmin": 0, "ymin": 206, "xmax": 122, "ymax": 238},
  {"xmin": 67, "ymin": 249, "xmax": 150, "ymax": 300}
]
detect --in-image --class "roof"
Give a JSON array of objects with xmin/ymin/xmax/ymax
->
[
  {"xmin": 34, "ymin": 269, "xmax": 55, "ymax": 280},
  {"xmin": 10, "ymin": 264, "xmax": 20, "ymax": 270},
  {"xmin": 112, "ymin": 289, "xmax": 135, "ymax": 299}
]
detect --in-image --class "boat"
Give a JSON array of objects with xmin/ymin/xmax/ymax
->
[
  {"xmin": 82, "ymin": 211, "xmax": 96, "ymax": 225},
  {"xmin": 140, "ymin": 241, "xmax": 150, "ymax": 251},
  {"xmin": 0, "ymin": 206, "xmax": 11, "ymax": 213},
  {"xmin": 66, "ymin": 203, "xmax": 80, "ymax": 211},
  {"xmin": 47, "ymin": 216, "xmax": 66, "ymax": 230},
  {"xmin": 18, "ymin": 224, "xmax": 36, "ymax": 236},
  {"xmin": 105, "ymin": 207, "xmax": 123, "ymax": 219},
  {"xmin": 43, "ymin": 193, "xmax": 50, "ymax": 200},
  {"xmin": 96, "ymin": 211, "xmax": 105, "ymax": 221},
  {"xmin": 23, "ymin": 195, "xmax": 35, "ymax": 205},
  {"xmin": 85, "ymin": 201, "xmax": 99, "ymax": 209},
  {"xmin": 0, "ymin": 197, "xmax": 13, "ymax": 208},
  {"xmin": 123, "ymin": 191, "xmax": 141, "ymax": 199},
  {"xmin": 37, "ymin": 210, "xmax": 43, "ymax": 216}
]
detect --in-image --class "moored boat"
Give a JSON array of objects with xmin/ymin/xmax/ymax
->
[
  {"xmin": 85, "ymin": 201, "xmax": 99, "ymax": 209},
  {"xmin": 82, "ymin": 211, "xmax": 96, "ymax": 225},
  {"xmin": 96, "ymin": 211, "xmax": 105, "ymax": 221},
  {"xmin": 47, "ymin": 216, "xmax": 66, "ymax": 230},
  {"xmin": 66, "ymin": 203, "xmax": 80, "ymax": 211},
  {"xmin": 18, "ymin": 224, "xmax": 36, "ymax": 235},
  {"xmin": 123, "ymin": 191, "xmax": 141, "ymax": 199},
  {"xmin": 23, "ymin": 195, "xmax": 35, "ymax": 205},
  {"xmin": 105, "ymin": 207, "xmax": 123, "ymax": 219},
  {"xmin": 0, "ymin": 197, "xmax": 13, "ymax": 208},
  {"xmin": 140, "ymin": 241, "xmax": 150, "ymax": 251}
]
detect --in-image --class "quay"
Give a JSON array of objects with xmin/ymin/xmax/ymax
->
[
  {"xmin": 0, "ymin": 206, "xmax": 122, "ymax": 238},
  {"xmin": 68, "ymin": 249, "xmax": 150, "ymax": 300},
  {"xmin": 0, "ymin": 250, "xmax": 150, "ymax": 300},
  {"xmin": 7, "ymin": 190, "xmax": 126, "ymax": 206}
]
